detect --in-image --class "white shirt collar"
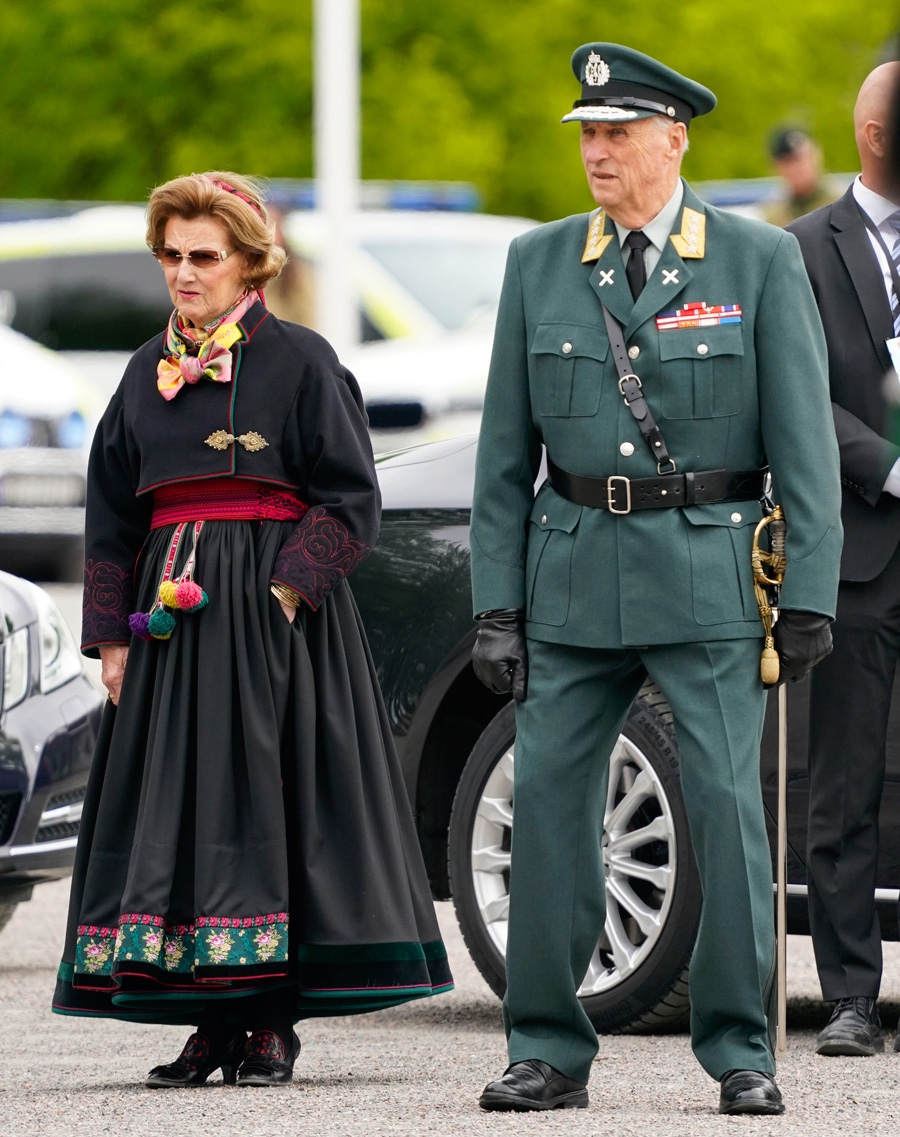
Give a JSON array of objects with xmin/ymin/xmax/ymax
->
[
  {"xmin": 612, "ymin": 181, "xmax": 685, "ymax": 252},
  {"xmin": 853, "ymin": 175, "xmax": 900, "ymax": 228}
]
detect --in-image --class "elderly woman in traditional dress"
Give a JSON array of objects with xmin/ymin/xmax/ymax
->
[{"xmin": 52, "ymin": 172, "xmax": 452, "ymax": 1087}]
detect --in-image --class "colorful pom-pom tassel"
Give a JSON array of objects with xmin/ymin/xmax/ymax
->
[
  {"xmin": 158, "ymin": 580, "xmax": 179, "ymax": 608},
  {"xmin": 148, "ymin": 609, "xmax": 177, "ymax": 640},
  {"xmin": 175, "ymin": 580, "xmax": 205, "ymax": 611},
  {"xmin": 128, "ymin": 611, "xmax": 152, "ymax": 640}
]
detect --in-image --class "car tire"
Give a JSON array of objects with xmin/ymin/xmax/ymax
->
[
  {"xmin": 0, "ymin": 902, "xmax": 18, "ymax": 936},
  {"xmin": 448, "ymin": 681, "xmax": 701, "ymax": 1034}
]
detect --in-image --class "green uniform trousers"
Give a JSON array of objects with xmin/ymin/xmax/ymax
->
[{"xmin": 505, "ymin": 637, "xmax": 775, "ymax": 1084}]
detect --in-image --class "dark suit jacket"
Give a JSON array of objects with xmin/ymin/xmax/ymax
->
[{"xmin": 788, "ymin": 188, "xmax": 900, "ymax": 581}]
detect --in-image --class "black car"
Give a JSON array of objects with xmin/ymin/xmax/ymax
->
[
  {"xmin": 350, "ymin": 435, "xmax": 900, "ymax": 1034},
  {"xmin": 0, "ymin": 572, "xmax": 103, "ymax": 934}
]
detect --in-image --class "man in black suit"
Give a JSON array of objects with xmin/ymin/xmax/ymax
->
[{"xmin": 788, "ymin": 61, "xmax": 900, "ymax": 1056}]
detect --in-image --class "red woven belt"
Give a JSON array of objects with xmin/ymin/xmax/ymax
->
[{"xmin": 151, "ymin": 478, "xmax": 309, "ymax": 528}]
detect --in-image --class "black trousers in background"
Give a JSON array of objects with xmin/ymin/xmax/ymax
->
[{"xmin": 807, "ymin": 549, "xmax": 900, "ymax": 1001}]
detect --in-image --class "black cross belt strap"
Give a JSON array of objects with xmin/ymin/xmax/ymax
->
[
  {"xmin": 547, "ymin": 457, "xmax": 767, "ymax": 514},
  {"xmin": 546, "ymin": 302, "xmax": 768, "ymax": 514},
  {"xmin": 601, "ymin": 301, "xmax": 675, "ymax": 474}
]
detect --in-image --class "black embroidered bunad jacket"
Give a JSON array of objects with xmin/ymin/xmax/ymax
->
[{"xmin": 81, "ymin": 300, "xmax": 379, "ymax": 654}]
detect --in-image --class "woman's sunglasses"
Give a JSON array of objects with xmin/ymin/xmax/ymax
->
[{"xmin": 151, "ymin": 247, "xmax": 236, "ymax": 268}]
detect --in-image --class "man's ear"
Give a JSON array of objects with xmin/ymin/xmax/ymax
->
[{"xmin": 865, "ymin": 119, "xmax": 887, "ymax": 160}]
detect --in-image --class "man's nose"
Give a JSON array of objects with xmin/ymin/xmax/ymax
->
[{"xmin": 584, "ymin": 136, "xmax": 609, "ymax": 162}]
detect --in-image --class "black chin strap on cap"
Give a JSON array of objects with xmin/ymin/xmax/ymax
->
[{"xmin": 574, "ymin": 81, "xmax": 693, "ymax": 124}]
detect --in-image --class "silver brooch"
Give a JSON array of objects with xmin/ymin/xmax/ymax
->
[{"xmin": 584, "ymin": 52, "xmax": 610, "ymax": 87}]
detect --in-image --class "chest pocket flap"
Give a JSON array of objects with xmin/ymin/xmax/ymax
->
[
  {"xmin": 658, "ymin": 324, "xmax": 745, "ymax": 420},
  {"xmin": 658, "ymin": 323, "xmax": 744, "ymax": 361},
  {"xmin": 530, "ymin": 323, "xmax": 609, "ymax": 418}
]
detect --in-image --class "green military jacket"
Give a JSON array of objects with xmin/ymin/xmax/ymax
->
[{"xmin": 471, "ymin": 180, "xmax": 842, "ymax": 647}]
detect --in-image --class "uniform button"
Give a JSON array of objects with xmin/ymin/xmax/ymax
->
[
  {"xmin": 697, "ymin": 343, "xmax": 709, "ymax": 355},
  {"xmin": 561, "ymin": 342, "xmax": 573, "ymax": 354},
  {"xmin": 541, "ymin": 514, "xmax": 548, "ymax": 525},
  {"xmin": 731, "ymin": 512, "xmax": 742, "ymax": 523},
  {"xmin": 628, "ymin": 345, "xmax": 640, "ymax": 359},
  {"xmin": 619, "ymin": 442, "xmax": 635, "ymax": 456}
]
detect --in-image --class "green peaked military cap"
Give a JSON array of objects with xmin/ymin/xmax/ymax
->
[{"xmin": 562, "ymin": 43, "xmax": 716, "ymax": 126}]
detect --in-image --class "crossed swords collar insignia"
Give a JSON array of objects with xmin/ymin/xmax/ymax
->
[{"xmin": 581, "ymin": 206, "xmax": 706, "ymax": 265}]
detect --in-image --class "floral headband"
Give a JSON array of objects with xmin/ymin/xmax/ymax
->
[{"xmin": 204, "ymin": 176, "xmax": 264, "ymax": 218}]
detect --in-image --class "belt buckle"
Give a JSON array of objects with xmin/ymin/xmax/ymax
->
[{"xmin": 607, "ymin": 475, "xmax": 632, "ymax": 515}]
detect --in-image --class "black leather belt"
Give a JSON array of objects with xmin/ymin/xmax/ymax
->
[{"xmin": 547, "ymin": 457, "xmax": 767, "ymax": 515}]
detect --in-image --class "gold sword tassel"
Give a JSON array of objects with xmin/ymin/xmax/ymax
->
[{"xmin": 751, "ymin": 506, "xmax": 786, "ymax": 685}]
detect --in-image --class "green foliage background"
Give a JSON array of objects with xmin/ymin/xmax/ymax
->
[{"xmin": 2, "ymin": 0, "xmax": 897, "ymax": 220}]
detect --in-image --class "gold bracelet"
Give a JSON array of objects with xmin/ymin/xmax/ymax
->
[{"xmin": 270, "ymin": 583, "xmax": 300, "ymax": 608}]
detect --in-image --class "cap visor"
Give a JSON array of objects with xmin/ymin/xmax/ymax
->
[{"xmin": 561, "ymin": 105, "xmax": 656, "ymax": 123}]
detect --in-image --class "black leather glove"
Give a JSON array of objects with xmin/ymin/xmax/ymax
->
[
  {"xmin": 472, "ymin": 609, "xmax": 528, "ymax": 702},
  {"xmin": 774, "ymin": 610, "xmax": 833, "ymax": 686}
]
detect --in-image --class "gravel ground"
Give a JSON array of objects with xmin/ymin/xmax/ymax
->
[
  {"xmin": 3, "ymin": 880, "xmax": 900, "ymax": 1137},
  {"xmin": 3, "ymin": 585, "xmax": 898, "ymax": 1135}
]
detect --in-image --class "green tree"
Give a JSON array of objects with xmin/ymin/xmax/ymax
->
[{"xmin": 1, "ymin": 0, "xmax": 896, "ymax": 220}]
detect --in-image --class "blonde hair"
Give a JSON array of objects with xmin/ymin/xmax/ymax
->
[{"xmin": 146, "ymin": 171, "xmax": 287, "ymax": 290}]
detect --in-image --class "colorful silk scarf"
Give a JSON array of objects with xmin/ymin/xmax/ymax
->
[{"xmin": 157, "ymin": 290, "xmax": 259, "ymax": 402}]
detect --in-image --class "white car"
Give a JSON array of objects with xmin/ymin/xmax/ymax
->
[
  {"xmin": 0, "ymin": 202, "xmax": 535, "ymax": 349},
  {"xmin": 0, "ymin": 326, "xmax": 99, "ymax": 580}
]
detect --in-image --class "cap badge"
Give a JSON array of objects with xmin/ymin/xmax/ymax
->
[{"xmin": 584, "ymin": 52, "xmax": 610, "ymax": 87}]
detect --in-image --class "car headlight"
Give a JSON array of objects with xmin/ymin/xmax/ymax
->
[
  {"xmin": 56, "ymin": 410, "xmax": 86, "ymax": 450},
  {"xmin": 0, "ymin": 411, "xmax": 32, "ymax": 448},
  {"xmin": 3, "ymin": 627, "xmax": 29, "ymax": 710},
  {"xmin": 32, "ymin": 589, "xmax": 82, "ymax": 694}
]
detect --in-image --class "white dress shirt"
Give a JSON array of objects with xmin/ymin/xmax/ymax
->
[
  {"xmin": 612, "ymin": 181, "xmax": 685, "ymax": 279},
  {"xmin": 851, "ymin": 177, "xmax": 900, "ymax": 497}
]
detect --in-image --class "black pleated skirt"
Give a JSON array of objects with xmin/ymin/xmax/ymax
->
[{"xmin": 52, "ymin": 519, "xmax": 452, "ymax": 1025}]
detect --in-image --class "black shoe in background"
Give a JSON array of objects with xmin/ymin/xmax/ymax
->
[
  {"xmin": 719, "ymin": 1070, "xmax": 785, "ymax": 1115},
  {"xmin": 478, "ymin": 1059, "xmax": 588, "ymax": 1111},
  {"xmin": 236, "ymin": 1029, "xmax": 301, "ymax": 1086},
  {"xmin": 145, "ymin": 1029, "xmax": 247, "ymax": 1088},
  {"xmin": 816, "ymin": 996, "xmax": 884, "ymax": 1056}
]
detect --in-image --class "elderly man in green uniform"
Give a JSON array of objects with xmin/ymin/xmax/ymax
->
[{"xmin": 471, "ymin": 43, "xmax": 842, "ymax": 1117}]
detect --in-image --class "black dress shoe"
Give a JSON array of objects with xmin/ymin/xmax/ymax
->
[
  {"xmin": 816, "ymin": 996, "xmax": 884, "ymax": 1056},
  {"xmin": 145, "ymin": 1029, "xmax": 247, "ymax": 1088},
  {"xmin": 236, "ymin": 1029, "xmax": 301, "ymax": 1086},
  {"xmin": 719, "ymin": 1069, "xmax": 784, "ymax": 1116},
  {"xmin": 479, "ymin": 1059, "xmax": 588, "ymax": 1111}
]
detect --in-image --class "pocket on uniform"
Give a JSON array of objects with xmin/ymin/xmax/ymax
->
[
  {"xmin": 530, "ymin": 322, "xmax": 609, "ymax": 417},
  {"xmin": 659, "ymin": 324, "xmax": 744, "ymax": 420},
  {"xmin": 683, "ymin": 501, "xmax": 761, "ymax": 625},
  {"xmin": 525, "ymin": 496, "xmax": 583, "ymax": 626}
]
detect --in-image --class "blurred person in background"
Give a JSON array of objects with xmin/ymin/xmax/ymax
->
[
  {"xmin": 764, "ymin": 128, "xmax": 839, "ymax": 227},
  {"xmin": 51, "ymin": 171, "xmax": 451, "ymax": 1088},
  {"xmin": 787, "ymin": 62, "xmax": 900, "ymax": 1060}
]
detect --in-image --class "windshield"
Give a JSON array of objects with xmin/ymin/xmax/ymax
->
[{"xmin": 362, "ymin": 239, "xmax": 510, "ymax": 331}]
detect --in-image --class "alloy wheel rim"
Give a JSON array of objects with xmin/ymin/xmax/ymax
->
[{"xmin": 469, "ymin": 733, "xmax": 677, "ymax": 995}]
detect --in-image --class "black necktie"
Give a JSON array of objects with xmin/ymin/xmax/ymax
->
[{"xmin": 625, "ymin": 230, "xmax": 651, "ymax": 299}]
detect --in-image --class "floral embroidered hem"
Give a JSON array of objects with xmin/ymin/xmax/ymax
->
[{"xmin": 74, "ymin": 912, "xmax": 289, "ymax": 982}]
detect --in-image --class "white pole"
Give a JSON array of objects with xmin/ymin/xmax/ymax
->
[{"xmin": 314, "ymin": 0, "xmax": 360, "ymax": 357}]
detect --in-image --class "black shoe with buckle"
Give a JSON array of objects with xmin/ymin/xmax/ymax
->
[
  {"xmin": 479, "ymin": 1060, "xmax": 588, "ymax": 1111},
  {"xmin": 719, "ymin": 1070, "xmax": 784, "ymax": 1116},
  {"xmin": 816, "ymin": 997, "xmax": 884, "ymax": 1056},
  {"xmin": 236, "ymin": 1029, "xmax": 301, "ymax": 1086},
  {"xmin": 145, "ymin": 1029, "xmax": 247, "ymax": 1088}
]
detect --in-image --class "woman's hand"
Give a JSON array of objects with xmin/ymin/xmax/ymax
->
[
  {"xmin": 279, "ymin": 599, "xmax": 297, "ymax": 624},
  {"xmin": 99, "ymin": 644, "xmax": 129, "ymax": 705}
]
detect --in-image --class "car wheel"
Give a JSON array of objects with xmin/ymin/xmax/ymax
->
[
  {"xmin": 0, "ymin": 902, "xmax": 18, "ymax": 936},
  {"xmin": 448, "ymin": 681, "xmax": 701, "ymax": 1033}
]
